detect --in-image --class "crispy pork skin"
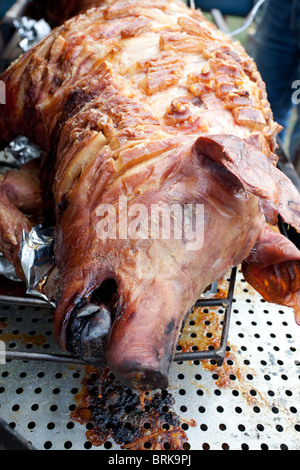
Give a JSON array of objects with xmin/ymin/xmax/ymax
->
[{"xmin": 0, "ymin": 0, "xmax": 300, "ymax": 390}]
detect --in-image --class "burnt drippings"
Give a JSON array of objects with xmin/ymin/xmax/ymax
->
[
  {"xmin": 71, "ymin": 366, "xmax": 191, "ymax": 450},
  {"xmin": 178, "ymin": 297, "xmax": 264, "ymax": 406}
]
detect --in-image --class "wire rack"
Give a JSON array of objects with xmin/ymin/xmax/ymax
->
[{"xmin": 0, "ymin": 268, "xmax": 237, "ymax": 369}]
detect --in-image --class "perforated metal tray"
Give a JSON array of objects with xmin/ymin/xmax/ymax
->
[{"xmin": 0, "ymin": 268, "xmax": 299, "ymax": 451}]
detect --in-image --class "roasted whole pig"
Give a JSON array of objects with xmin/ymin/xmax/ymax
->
[{"xmin": 0, "ymin": 0, "xmax": 300, "ymax": 391}]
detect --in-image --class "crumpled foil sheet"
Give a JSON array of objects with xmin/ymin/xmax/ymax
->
[
  {"xmin": 0, "ymin": 225, "xmax": 55, "ymax": 304},
  {"xmin": 0, "ymin": 135, "xmax": 41, "ymax": 170},
  {"xmin": 13, "ymin": 16, "xmax": 51, "ymax": 52},
  {"xmin": 19, "ymin": 227, "xmax": 56, "ymax": 304}
]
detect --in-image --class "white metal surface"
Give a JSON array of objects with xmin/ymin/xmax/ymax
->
[{"xmin": 0, "ymin": 269, "xmax": 299, "ymax": 450}]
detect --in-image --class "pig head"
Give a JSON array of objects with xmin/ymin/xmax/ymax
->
[{"xmin": 54, "ymin": 135, "xmax": 268, "ymax": 390}]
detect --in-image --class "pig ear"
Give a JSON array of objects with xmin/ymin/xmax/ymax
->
[
  {"xmin": 242, "ymin": 225, "xmax": 300, "ymax": 325},
  {"xmin": 193, "ymin": 134, "xmax": 300, "ymax": 232}
]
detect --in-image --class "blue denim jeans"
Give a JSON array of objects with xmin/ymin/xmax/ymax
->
[{"xmin": 253, "ymin": 0, "xmax": 300, "ymax": 165}]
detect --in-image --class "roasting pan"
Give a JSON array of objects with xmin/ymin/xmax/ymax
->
[{"xmin": 0, "ymin": 0, "xmax": 300, "ymax": 452}]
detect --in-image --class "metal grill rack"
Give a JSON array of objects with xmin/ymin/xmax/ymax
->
[
  {"xmin": 0, "ymin": 267, "xmax": 237, "ymax": 450},
  {"xmin": 1, "ymin": 268, "xmax": 300, "ymax": 451},
  {"xmin": 173, "ymin": 267, "xmax": 237, "ymax": 365},
  {"xmin": 0, "ymin": 268, "xmax": 237, "ymax": 369}
]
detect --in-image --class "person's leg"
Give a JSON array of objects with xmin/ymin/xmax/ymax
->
[{"xmin": 253, "ymin": 0, "xmax": 298, "ymax": 143}]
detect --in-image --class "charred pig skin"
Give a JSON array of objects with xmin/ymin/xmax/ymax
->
[{"xmin": 0, "ymin": 0, "xmax": 300, "ymax": 390}]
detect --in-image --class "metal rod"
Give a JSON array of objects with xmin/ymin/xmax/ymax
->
[
  {"xmin": 3, "ymin": 347, "xmax": 225, "ymax": 367},
  {"xmin": 216, "ymin": 266, "xmax": 236, "ymax": 358},
  {"xmin": 194, "ymin": 298, "xmax": 229, "ymax": 308},
  {"xmin": 3, "ymin": 350, "xmax": 87, "ymax": 366},
  {"xmin": 174, "ymin": 349, "xmax": 218, "ymax": 363},
  {"xmin": 0, "ymin": 295, "xmax": 50, "ymax": 308},
  {"xmin": 229, "ymin": 0, "xmax": 266, "ymax": 38},
  {"xmin": 211, "ymin": 9, "xmax": 230, "ymax": 35},
  {"xmin": 175, "ymin": 267, "xmax": 237, "ymax": 366}
]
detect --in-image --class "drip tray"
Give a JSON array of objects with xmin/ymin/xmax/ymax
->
[{"xmin": 0, "ymin": 268, "xmax": 299, "ymax": 450}]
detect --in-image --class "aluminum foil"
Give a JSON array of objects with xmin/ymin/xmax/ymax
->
[
  {"xmin": 19, "ymin": 226, "xmax": 56, "ymax": 304},
  {"xmin": 0, "ymin": 135, "xmax": 41, "ymax": 170},
  {"xmin": 13, "ymin": 16, "xmax": 51, "ymax": 52},
  {"xmin": 0, "ymin": 226, "xmax": 55, "ymax": 301}
]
